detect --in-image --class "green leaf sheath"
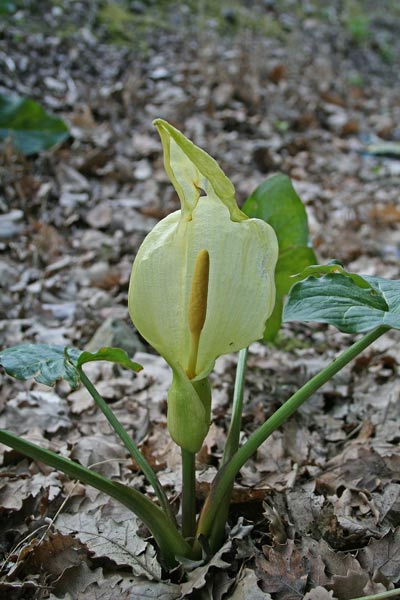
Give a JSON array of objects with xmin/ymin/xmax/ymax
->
[
  {"xmin": 0, "ymin": 430, "xmax": 194, "ymax": 566},
  {"xmin": 196, "ymin": 326, "xmax": 388, "ymax": 540},
  {"xmin": 0, "ymin": 94, "xmax": 69, "ymax": 155},
  {"xmin": 284, "ymin": 273, "xmax": 400, "ymax": 333},
  {"xmin": 243, "ymin": 174, "xmax": 317, "ymax": 340}
]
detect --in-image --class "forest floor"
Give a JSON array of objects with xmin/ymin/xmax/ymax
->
[{"xmin": 0, "ymin": 1, "xmax": 399, "ymax": 598}]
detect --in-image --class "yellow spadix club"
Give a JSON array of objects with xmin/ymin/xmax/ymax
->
[
  {"xmin": 128, "ymin": 119, "xmax": 278, "ymax": 452},
  {"xmin": 187, "ymin": 249, "xmax": 210, "ymax": 380}
]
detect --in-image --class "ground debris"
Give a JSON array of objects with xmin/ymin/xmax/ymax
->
[{"xmin": 1, "ymin": 1, "xmax": 400, "ymax": 597}]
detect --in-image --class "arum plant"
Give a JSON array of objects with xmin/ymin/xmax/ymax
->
[
  {"xmin": 1, "ymin": 121, "xmax": 400, "ymax": 591},
  {"xmin": 128, "ymin": 119, "xmax": 278, "ymax": 538}
]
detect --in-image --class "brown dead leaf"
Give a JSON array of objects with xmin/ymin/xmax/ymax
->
[
  {"xmin": 269, "ymin": 64, "xmax": 287, "ymax": 83},
  {"xmin": 240, "ymin": 431, "xmax": 293, "ymax": 491},
  {"xmin": 372, "ymin": 483, "xmax": 400, "ymax": 526},
  {"xmin": 56, "ymin": 504, "xmax": 161, "ymax": 580},
  {"xmin": 308, "ymin": 538, "xmax": 362, "ymax": 579},
  {"xmin": 0, "ymin": 578, "xmax": 43, "ymax": 597},
  {"xmin": 9, "ymin": 531, "xmax": 84, "ymax": 581},
  {"xmin": 230, "ymin": 568, "xmax": 272, "ymax": 599},
  {"xmin": 85, "ymin": 201, "xmax": 113, "ymax": 229},
  {"xmin": 316, "ymin": 443, "xmax": 398, "ymax": 494},
  {"xmin": 115, "ymin": 576, "xmax": 181, "ymax": 599},
  {"xmin": 69, "ymin": 105, "xmax": 97, "ymax": 129},
  {"xmin": 69, "ymin": 435, "xmax": 128, "ymax": 479},
  {"xmin": 0, "ymin": 470, "xmax": 61, "ymax": 511},
  {"xmin": 67, "ymin": 387, "xmax": 95, "ymax": 414},
  {"xmin": 179, "ymin": 541, "xmax": 231, "ymax": 598},
  {"xmin": 330, "ymin": 568, "xmax": 369, "ymax": 599},
  {"xmin": 286, "ymin": 484, "xmax": 325, "ymax": 539},
  {"xmin": 303, "ymin": 588, "xmax": 336, "ymax": 600},
  {"xmin": 51, "ymin": 563, "xmax": 106, "ymax": 599},
  {"xmin": 256, "ymin": 540, "xmax": 308, "ymax": 599},
  {"xmin": 370, "ymin": 203, "xmax": 400, "ymax": 224},
  {"xmin": 136, "ymin": 423, "xmax": 181, "ymax": 475},
  {"xmin": 320, "ymin": 90, "xmax": 346, "ymax": 107},
  {"xmin": 0, "ymin": 390, "xmax": 72, "ymax": 437},
  {"xmin": 30, "ymin": 221, "xmax": 66, "ymax": 264},
  {"xmin": 358, "ymin": 529, "xmax": 400, "ymax": 584}
]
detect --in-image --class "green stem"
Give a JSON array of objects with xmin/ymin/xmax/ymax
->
[
  {"xmin": 350, "ymin": 590, "xmax": 400, "ymax": 600},
  {"xmin": 223, "ymin": 347, "xmax": 248, "ymax": 464},
  {"xmin": 197, "ymin": 325, "xmax": 388, "ymax": 540},
  {"xmin": 79, "ymin": 367, "xmax": 174, "ymax": 524},
  {"xmin": 207, "ymin": 347, "xmax": 248, "ymax": 553},
  {"xmin": 0, "ymin": 429, "xmax": 195, "ymax": 567},
  {"xmin": 181, "ymin": 449, "xmax": 196, "ymax": 540}
]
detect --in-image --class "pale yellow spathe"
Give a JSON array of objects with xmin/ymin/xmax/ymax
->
[
  {"xmin": 128, "ymin": 120, "xmax": 278, "ymax": 451},
  {"xmin": 129, "ymin": 193, "xmax": 277, "ymax": 380}
]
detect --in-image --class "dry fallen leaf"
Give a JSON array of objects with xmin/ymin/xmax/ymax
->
[
  {"xmin": 229, "ymin": 568, "xmax": 272, "ymax": 599},
  {"xmin": 56, "ymin": 503, "xmax": 161, "ymax": 580},
  {"xmin": 256, "ymin": 540, "xmax": 308, "ymax": 599},
  {"xmin": 358, "ymin": 529, "xmax": 400, "ymax": 584},
  {"xmin": 303, "ymin": 587, "xmax": 336, "ymax": 600}
]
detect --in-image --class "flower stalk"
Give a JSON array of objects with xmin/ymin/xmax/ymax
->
[{"xmin": 181, "ymin": 449, "xmax": 197, "ymax": 540}]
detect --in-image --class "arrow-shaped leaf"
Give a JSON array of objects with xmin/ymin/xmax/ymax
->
[
  {"xmin": 0, "ymin": 344, "xmax": 81, "ymax": 388},
  {"xmin": 283, "ymin": 268, "xmax": 400, "ymax": 333},
  {"xmin": 0, "ymin": 344, "xmax": 142, "ymax": 390},
  {"xmin": 0, "ymin": 94, "xmax": 69, "ymax": 156}
]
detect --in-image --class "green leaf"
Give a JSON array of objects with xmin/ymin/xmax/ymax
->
[
  {"xmin": 363, "ymin": 275, "xmax": 400, "ymax": 315},
  {"xmin": 243, "ymin": 174, "xmax": 317, "ymax": 340},
  {"xmin": 283, "ymin": 270, "xmax": 400, "ymax": 333},
  {"xmin": 0, "ymin": 94, "xmax": 69, "ymax": 155},
  {"xmin": 0, "ymin": 344, "xmax": 142, "ymax": 390},
  {"xmin": 295, "ymin": 262, "xmax": 372, "ymax": 289},
  {"xmin": 75, "ymin": 346, "xmax": 143, "ymax": 373},
  {"xmin": 0, "ymin": 0, "xmax": 16, "ymax": 14},
  {"xmin": 0, "ymin": 344, "xmax": 81, "ymax": 388}
]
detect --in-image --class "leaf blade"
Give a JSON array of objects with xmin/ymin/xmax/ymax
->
[
  {"xmin": 283, "ymin": 271, "xmax": 400, "ymax": 333},
  {"xmin": 0, "ymin": 94, "xmax": 69, "ymax": 155},
  {"xmin": 75, "ymin": 347, "xmax": 142, "ymax": 373},
  {"xmin": 0, "ymin": 344, "xmax": 81, "ymax": 388},
  {"xmin": 0, "ymin": 344, "xmax": 142, "ymax": 390},
  {"xmin": 243, "ymin": 174, "xmax": 317, "ymax": 340}
]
